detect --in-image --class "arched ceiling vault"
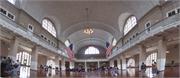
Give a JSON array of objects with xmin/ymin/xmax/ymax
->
[{"xmin": 20, "ymin": 0, "xmax": 160, "ymax": 53}]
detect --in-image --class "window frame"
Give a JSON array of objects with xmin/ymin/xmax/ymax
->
[
  {"xmin": 166, "ymin": 9, "xmax": 176, "ymax": 17},
  {"xmin": 123, "ymin": 16, "xmax": 137, "ymax": 36},
  {"xmin": 145, "ymin": 21, "xmax": 151, "ymax": 33},
  {"xmin": 7, "ymin": 0, "xmax": 16, "ymax": 5},
  {"xmin": 42, "ymin": 18, "xmax": 56, "ymax": 37},
  {"xmin": 84, "ymin": 46, "xmax": 100, "ymax": 55},
  {"xmin": 28, "ymin": 24, "xmax": 34, "ymax": 32},
  {"xmin": 0, "ymin": 7, "xmax": 15, "ymax": 21},
  {"xmin": 176, "ymin": 7, "xmax": 180, "ymax": 14},
  {"xmin": 0, "ymin": 7, "xmax": 7, "ymax": 16},
  {"xmin": 7, "ymin": 12, "xmax": 15, "ymax": 21},
  {"xmin": 65, "ymin": 40, "xmax": 71, "ymax": 47},
  {"xmin": 112, "ymin": 38, "xmax": 117, "ymax": 46}
]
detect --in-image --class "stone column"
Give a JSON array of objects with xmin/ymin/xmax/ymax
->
[
  {"xmin": 157, "ymin": 39, "xmax": 167, "ymax": 71},
  {"xmin": 121, "ymin": 56, "xmax": 127, "ymax": 70},
  {"xmin": 30, "ymin": 46, "xmax": 38, "ymax": 70},
  {"xmin": 138, "ymin": 45, "xmax": 146, "ymax": 71},
  {"xmin": 61, "ymin": 58, "xmax": 66, "ymax": 71},
  {"xmin": 117, "ymin": 58, "xmax": 121, "ymax": 69},
  {"xmin": 85, "ymin": 62, "xmax": 87, "ymax": 72},
  {"xmin": 8, "ymin": 37, "xmax": 19, "ymax": 61},
  {"xmin": 97, "ymin": 61, "xmax": 100, "ymax": 68},
  {"xmin": 110, "ymin": 60, "xmax": 114, "ymax": 67},
  {"xmin": 70, "ymin": 61, "xmax": 75, "ymax": 69}
]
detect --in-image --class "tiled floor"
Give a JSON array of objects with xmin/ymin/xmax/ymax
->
[{"xmin": 28, "ymin": 67, "xmax": 180, "ymax": 78}]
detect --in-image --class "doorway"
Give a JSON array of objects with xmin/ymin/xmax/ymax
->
[
  {"xmin": 16, "ymin": 51, "xmax": 31, "ymax": 77},
  {"xmin": 65, "ymin": 61, "xmax": 70, "ymax": 71}
]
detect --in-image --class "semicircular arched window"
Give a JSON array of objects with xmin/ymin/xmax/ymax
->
[
  {"xmin": 42, "ymin": 19, "xmax": 56, "ymax": 37},
  {"xmin": 85, "ymin": 46, "xmax": 100, "ymax": 55},
  {"xmin": 7, "ymin": 0, "xmax": 16, "ymax": 5},
  {"xmin": 123, "ymin": 16, "xmax": 137, "ymax": 35}
]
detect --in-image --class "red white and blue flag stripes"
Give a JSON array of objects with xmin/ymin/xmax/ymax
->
[
  {"xmin": 65, "ymin": 47, "xmax": 74, "ymax": 60},
  {"xmin": 106, "ymin": 44, "xmax": 113, "ymax": 56}
]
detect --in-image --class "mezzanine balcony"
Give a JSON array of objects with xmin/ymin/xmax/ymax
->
[
  {"xmin": 109, "ymin": 14, "xmax": 180, "ymax": 60},
  {"xmin": 0, "ymin": 14, "xmax": 67, "ymax": 58}
]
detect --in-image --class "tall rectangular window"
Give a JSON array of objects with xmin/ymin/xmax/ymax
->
[
  {"xmin": 145, "ymin": 22, "xmax": 151, "ymax": 33},
  {"xmin": 171, "ymin": 10, "xmax": 176, "ymax": 15},
  {"xmin": 177, "ymin": 8, "xmax": 180, "ymax": 14}
]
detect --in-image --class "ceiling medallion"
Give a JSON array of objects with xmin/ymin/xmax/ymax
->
[{"xmin": 83, "ymin": 8, "xmax": 93, "ymax": 35}]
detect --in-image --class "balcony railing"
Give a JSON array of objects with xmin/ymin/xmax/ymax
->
[
  {"xmin": 74, "ymin": 58, "xmax": 108, "ymax": 62},
  {"xmin": 0, "ymin": 14, "xmax": 67, "ymax": 58},
  {"xmin": 109, "ymin": 14, "xmax": 180, "ymax": 59}
]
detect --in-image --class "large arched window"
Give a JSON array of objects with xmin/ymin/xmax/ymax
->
[
  {"xmin": 7, "ymin": 0, "xmax": 16, "ymax": 5},
  {"xmin": 42, "ymin": 19, "xmax": 56, "ymax": 37},
  {"xmin": 112, "ymin": 38, "xmax": 117, "ymax": 46},
  {"xmin": 65, "ymin": 40, "xmax": 70, "ymax": 47},
  {"xmin": 123, "ymin": 16, "xmax": 137, "ymax": 35},
  {"xmin": 85, "ymin": 46, "xmax": 100, "ymax": 55}
]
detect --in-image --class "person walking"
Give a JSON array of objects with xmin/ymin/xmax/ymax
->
[
  {"xmin": 141, "ymin": 62, "xmax": 146, "ymax": 72},
  {"xmin": 141, "ymin": 62, "xmax": 146, "ymax": 77},
  {"xmin": 152, "ymin": 61, "xmax": 159, "ymax": 76}
]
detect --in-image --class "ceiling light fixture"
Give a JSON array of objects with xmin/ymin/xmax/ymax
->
[{"xmin": 83, "ymin": 8, "xmax": 93, "ymax": 35}]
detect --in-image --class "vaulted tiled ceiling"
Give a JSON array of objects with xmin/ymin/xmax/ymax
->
[{"xmin": 20, "ymin": 0, "xmax": 159, "ymax": 53}]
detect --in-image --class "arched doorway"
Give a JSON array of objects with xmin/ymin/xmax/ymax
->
[
  {"xmin": 145, "ymin": 52, "xmax": 157, "ymax": 66},
  {"xmin": 47, "ymin": 60, "xmax": 56, "ymax": 68},
  {"xmin": 114, "ymin": 60, "xmax": 117, "ymax": 67},
  {"xmin": 46, "ymin": 59, "xmax": 56, "ymax": 76},
  {"xmin": 127, "ymin": 58, "xmax": 135, "ymax": 68},
  {"xmin": 65, "ymin": 61, "xmax": 70, "ymax": 71},
  {"xmin": 145, "ymin": 52, "xmax": 157, "ymax": 77}
]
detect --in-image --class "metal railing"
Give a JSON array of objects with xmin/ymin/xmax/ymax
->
[{"xmin": 110, "ymin": 14, "xmax": 180, "ymax": 59}]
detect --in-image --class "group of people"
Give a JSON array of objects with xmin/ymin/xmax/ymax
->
[
  {"xmin": 141, "ymin": 60, "xmax": 160, "ymax": 76},
  {"xmin": 0, "ymin": 57, "xmax": 160, "ymax": 77},
  {"xmin": 40, "ymin": 65, "xmax": 52, "ymax": 72},
  {"xmin": 1, "ymin": 56, "xmax": 20, "ymax": 77},
  {"xmin": 109, "ymin": 67, "xmax": 119, "ymax": 77},
  {"xmin": 39, "ymin": 64, "xmax": 60, "ymax": 76}
]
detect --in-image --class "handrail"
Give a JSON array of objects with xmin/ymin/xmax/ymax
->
[
  {"xmin": 110, "ymin": 14, "xmax": 180, "ymax": 59},
  {"xmin": 74, "ymin": 58, "xmax": 108, "ymax": 62}
]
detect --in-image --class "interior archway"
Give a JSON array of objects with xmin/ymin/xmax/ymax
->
[
  {"xmin": 127, "ymin": 58, "xmax": 135, "ymax": 67},
  {"xmin": 145, "ymin": 52, "xmax": 157, "ymax": 66}
]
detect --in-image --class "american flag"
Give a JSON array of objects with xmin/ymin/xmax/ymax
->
[
  {"xmin": 106, "ymin": 44, "xmax": 113, "ymax": 56},
  {"xmin": 65, "ymin": 48, "xmax": 74, "ymax": 60}
]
